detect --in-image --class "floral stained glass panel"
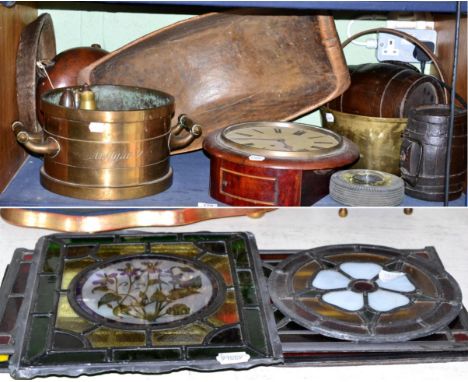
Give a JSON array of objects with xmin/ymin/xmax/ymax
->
[{"xmin": 11, "ymin": 232, "xmax": 280, "ymax": 378}]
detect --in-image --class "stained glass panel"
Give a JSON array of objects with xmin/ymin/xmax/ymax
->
[
  {"xmin": 269, "ymin": 245, "xmax": 462, "ymax": 342},
  {"xmin": 3, "ymin": 232, "xmax": 280, "ymax": 378}
]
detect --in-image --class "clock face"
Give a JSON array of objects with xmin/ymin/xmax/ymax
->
[{"xmin": 221, "ymin": 122, "xmax": 341, "ymax": 157}]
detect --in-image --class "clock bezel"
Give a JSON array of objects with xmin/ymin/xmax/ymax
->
[{"xmin": 219, "ymin": 121, "xmax": 344, "ymax": 160}]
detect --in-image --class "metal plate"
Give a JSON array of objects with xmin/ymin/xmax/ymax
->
[{"xmin": 268, "ymin": 244, "xmax": 463, "ymax": 343}]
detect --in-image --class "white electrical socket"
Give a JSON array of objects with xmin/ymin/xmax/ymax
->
[{"xmin": 377, "ymin": 28, "xmax": 437, "ymax": 63}]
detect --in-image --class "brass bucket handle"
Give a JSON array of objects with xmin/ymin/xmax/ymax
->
[
  {"xmin": 169, "ymin": 114, "xmax": 202, "ymax": 151},
  {"xmin": 12, "ymin": 121, "xmax": 60, "ymax": 157},
  {"xmin": 342, "ymin": 27, "xmax": 449, "ymax": 104}
]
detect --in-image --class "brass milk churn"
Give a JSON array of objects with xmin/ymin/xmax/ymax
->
[{"xmin": 13, "ymin": 85, "xmax": 202, "ymax": 200}]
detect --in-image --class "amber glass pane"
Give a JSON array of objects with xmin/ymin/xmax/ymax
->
[
  {"xmin": 199, "ymin": 253, "xmax": 233, "ymax": 286},
  {"xmin": 378, "ymin": 300, "xmax": 436, "ymax": 325},
  {"xmin": 401, "ymin": 264, "xmax": 437, "ymax": 296},
  {"xmin": 152, "ymin": 323, "xmax": 212, "ymax": 346},
  {"xmin": 298, "ymin": 296, "xmax": 363, "ymax": 325},
  {"xmin": 66, "ymin": 246, "xmax": 95, "ymax": 258},
  {"xmin": 96, "ymin": 244, "xmax": 145, "ymax": 259},
  {"xmin": 150, "ymin": 243, "xmax": 200, "ymax": 257},
  {"xmin": 56, "ymin": 294, "xmax": 94, "ymax": 333},
  {"xmin": 207, "ymin": 289, "xmax": 239, "ymax": 327},
  {"xmin": 43, "ymin": 242, "xmax": 61, "ymax": 273},
  {"xmin": 292, "ymin": 261, "xmax": 320, "ymax": 292},
  {"xmin": 61, "ymin": 258, "xmax": 95, "ymax": 289},
  {"xmin": 86, "ymin": 327, "xmax": 146, "ymax": 348}
]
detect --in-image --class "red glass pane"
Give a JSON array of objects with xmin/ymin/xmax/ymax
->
[{"xmin": 12, "ymin": 263, "xmax": 31, "ymax": 294}]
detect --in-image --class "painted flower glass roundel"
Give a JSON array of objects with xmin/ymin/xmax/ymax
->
[{"xmin": 69, "ymin": 255, "xmax": 224, "ymax": 328}]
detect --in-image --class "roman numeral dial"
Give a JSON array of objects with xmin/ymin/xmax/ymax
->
[{"xmin": 224, "ymin": 123, "xmax": 340, "ymax": 155}]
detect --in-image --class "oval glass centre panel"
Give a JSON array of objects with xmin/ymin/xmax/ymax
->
[{"xmin": 69, "ymin": 255, "xmax": 224, "ymax": 328}]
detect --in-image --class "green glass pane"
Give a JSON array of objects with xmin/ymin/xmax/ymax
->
[
  {"xmin": 63, "ymin": 237, "xmax": 115, "ymax": 244},
  {"xmin": 86, "ymin": 327, "xmax": 146, "ymax": 348},
  {"xmin": 53, "ymin": 332, "xmax": 85, "ymax": 350},
  {"xmin": 187, "ymin": 346, "xmax": 248, "ymax": 359},
  {"xmin": 35, "ymin": 275, "xmax": 58, "ymax": 313},
  {"xmin": 38, "ymin": 351, "xmax": 107, "ymax": 365},
  {"xmin": 230, "ymin": 239, "xmax": 249, "ymax": 267},
  {"xmin": 183, "ymin": 234, "xmax": 231, "ymax": 242},
  {"xmin": 243, "ymin": 308, "xmax": 267, "ymax": 354},
  {"xmin": 96, "ymin": 244, "xmax": 145, "ymax": 259},
  {"xmin": 113, "ymin": 348, "xmax": 181, "ymax": 362},
  {"xmin": 25, "ymin": 316, "xmax": 49, "ymax": 361},
  {"xmin": 208, "ymin": 326, "xmax": 243, "ymax": 344},
  {"xmin": 61, "ymin": 258, "xmax": 95, "ymax": 290},
  {"xmin": 121, "ymin": 235, "xmax": 178, "ymax": 243},
  {"xmin": 207, "ymin": 289, "xmax": 239, "ymax": 327},
  {"xmin": 199, "ymin": 253, "xmax": 233, "ymax": 286},
  {"xmin": 200, "ymin": 242, "xmax": 227, "ymax": 254},
  {"xmin": 56, "ymin": 294, "xmax": 94, "ymax": 333},
  {"xmin": 66, "ymin": 245, "xmax": 96, "ymax": 259},
  {"xmin": 43, "ymin": 242, "xmax": 61, "ymax": 273},
  {"xmin": 237, "ymin": 271, "xmax": 258, "ymax": 305},
  {"xmin": 152, "ymin": 323, "xmax": 212, "ymax": 346},
  {"xmin": 150, "ymin": 243, "xmax": 200, "ymax": 257}
]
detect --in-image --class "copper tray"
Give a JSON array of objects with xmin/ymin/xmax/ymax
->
[
  {"xmin": 0, "ymin": 208, "xmax": 273, "ymax": 233},
  {"xmin": 79, "ymin": 9, "xmax": 349, "ymax": 154}
]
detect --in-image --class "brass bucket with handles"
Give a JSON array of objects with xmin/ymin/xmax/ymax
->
[{"xmin": 13, "ymin": 85, "xmax": 202, "ymax": 200}]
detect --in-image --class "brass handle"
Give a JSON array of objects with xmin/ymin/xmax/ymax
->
[
  {"xmin": 12, "ymin": 121, "xmax": 60, "ymax": 157},
  {"xmin": 169, "ymin": 114, "xmax": 202, "ymax": 151}
]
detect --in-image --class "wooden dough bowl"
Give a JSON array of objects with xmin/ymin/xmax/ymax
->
[{"xmin": 79, "ymin": 9, "xmax": 350, "ymax": 154}]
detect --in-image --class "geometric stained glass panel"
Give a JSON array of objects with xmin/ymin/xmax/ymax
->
[{"xmin": 3, "ymin": 232, "xmax": 281, "ymax": 379}]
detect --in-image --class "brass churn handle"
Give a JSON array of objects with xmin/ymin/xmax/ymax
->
[
  {"xmin": 12, "ymin": 121, "xmax": 60, "ymax": 157},
  {"xmin": 169, "ymin": 114, "xmax": 202, "ymax": 151}
]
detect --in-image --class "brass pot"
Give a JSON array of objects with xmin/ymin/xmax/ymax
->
[
  {"xmin": 321, "ymin": 107, "xmax": 406, "ymax": 176},
  {"xmin": 13, "ymin": 85, "xmax": 202, "ymax": 200}
]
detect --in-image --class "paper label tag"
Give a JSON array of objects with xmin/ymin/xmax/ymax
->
[
  {"xmin": 197, "ymin": 202, "xmax": 218, "ymax": 207},
  {"xmin": 379, "ymin": 270, "xmax": 406, "ymax": 282},
  {"xmin": 325, "ymin": 112, "xmax": 335, "ymax": 123},
  {"xmin": 89, "ymin": 122, "xmax": 109, "ymax": 133},
  {"xmin": 249, "ymin": 155, "xmax": 265, "ymax": 161},
  {"xmin": 216, "ymin": 352, "xmax": 250, "ymax": 365}
]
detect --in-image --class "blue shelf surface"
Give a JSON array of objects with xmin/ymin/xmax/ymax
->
[
  {"xmin": 118, "ymin": 1, "xmax": 467, "ymax": 13},
  {"xmin": 0, "ymin": 152, "xmax": 465, "ymax": 207}
]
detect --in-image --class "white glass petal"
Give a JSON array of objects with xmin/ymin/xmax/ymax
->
[
  {"xmin": 376, "ymin": 272, "xmax": 416, "ymax": 292},
  {"xmin": 312, "ymin": 270, "xmax": 350, "ymax": 290},
  {"xmin": 368, "ymin": 290, "xmax": 410, "ymax": 312},
  {"xmin": 340, "ymin": 262, "xmax": 382, "ymax": 280},
  {"xmin": 322, "ymin": 290, "xmax": 364, "ymax": 311}
]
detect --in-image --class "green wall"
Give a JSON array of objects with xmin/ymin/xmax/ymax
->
[{"xmin": 38, "ymin": 5, "xmax": 386, "ymax": 125}]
